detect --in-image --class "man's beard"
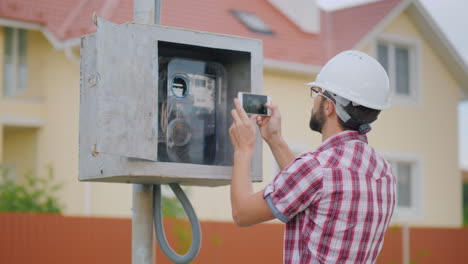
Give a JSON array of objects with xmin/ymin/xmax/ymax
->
[{"xmin": 309, "ymin": 100, "xmax": 326, "ymax": 133}]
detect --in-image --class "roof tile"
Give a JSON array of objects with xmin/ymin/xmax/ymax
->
[{"xmin": 0, "ymin": 0, "xmax": 402, "ymax": 65}]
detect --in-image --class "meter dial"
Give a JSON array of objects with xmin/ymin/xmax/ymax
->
[
  {"xmin": 167, "ymin": 119, "xmax": 192, "ymax": 147},
  {"xmin": 170, "ymin": 74, "xmax": 190, "ymax": 98}
]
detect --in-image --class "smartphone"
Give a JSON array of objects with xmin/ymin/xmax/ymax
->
[{"xmin": 238, "ymin": 92, "xmax": 271, "ymax": 116}]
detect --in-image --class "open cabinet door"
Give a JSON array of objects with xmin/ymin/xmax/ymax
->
[{"xmin": 95, "ymin": 17, "xmax": 158, "ymax": 161}]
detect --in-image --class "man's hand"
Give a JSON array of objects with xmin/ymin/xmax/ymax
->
[
  {"xmin": 256, "ymin": 104, "xmax": 282, "ymax": 145},
  {"xmin": 229, "ymin": 98, "xmax": 257, "ymax": 154},
  {"xmin": 257, "ymin": 103, "xmax": 295, "ymax": 170},
  {"xmin": 229, "ymin": 98, "xmax": 275, "ymax": 227}
]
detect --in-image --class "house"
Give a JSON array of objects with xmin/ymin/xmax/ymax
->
[{"xmin": 0, "ymin": 0, "xmax": 466, "ymax": 227}]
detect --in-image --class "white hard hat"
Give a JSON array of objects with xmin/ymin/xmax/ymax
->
[{"xmin": 307, "ymin": 50, "xmax": 390, "ymax": 110}]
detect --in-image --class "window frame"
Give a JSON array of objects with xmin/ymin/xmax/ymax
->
[
  {"xmin": 3, "ymin": 27, "xmax": 28, "ymax": 97},
  {"xmin": 382, "ymin": 151, "xmax": 424, "ymax": 222},
  {"xmin": 230, "ymin": 10, "xmax": 275, "ymax": 35},
  {"xmin": 373, "ymin": 33, "xmax": 422, "ymax": 107}
]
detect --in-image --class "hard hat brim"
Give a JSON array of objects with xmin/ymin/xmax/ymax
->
[{"xmin": 305, "ymin": 81, "xmax": 390, "ymax": 110}]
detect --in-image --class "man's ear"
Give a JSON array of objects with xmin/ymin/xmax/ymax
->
[{"xmin": 325, "ymin": 100, "xmax": 334, "ymax": 116}]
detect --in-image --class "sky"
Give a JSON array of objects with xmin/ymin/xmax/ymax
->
[{"xmin": 318, "ymin": 0, "xmax": 468, "ymax": 169}]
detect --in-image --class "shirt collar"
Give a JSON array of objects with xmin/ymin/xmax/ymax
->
[{"xmin": 316, "ymin": 130, "xmax": 368, "ymax": 153}]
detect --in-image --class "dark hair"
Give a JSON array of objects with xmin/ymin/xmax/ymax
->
[{"xmin": 323, "ymin": 91, "xmax": 381, "ymax": 131}]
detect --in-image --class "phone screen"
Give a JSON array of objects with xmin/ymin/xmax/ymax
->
[{"xmin": 242, "ymin": 93, "xmax": 269, "ymax": 115}]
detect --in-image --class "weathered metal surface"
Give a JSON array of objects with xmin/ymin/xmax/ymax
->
[{"xmin": 95, "ymin": 17, "xmax": 159, "ymax": 161}]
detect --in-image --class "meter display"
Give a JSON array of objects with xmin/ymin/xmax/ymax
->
[{"xmin": 158, "ymin": 58, "xmax": 232, "ymax": 165}]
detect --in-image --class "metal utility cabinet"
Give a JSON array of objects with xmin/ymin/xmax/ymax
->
[{"xmin": 79, "ymin": 17, "xmax": 264, "ymax": 186}]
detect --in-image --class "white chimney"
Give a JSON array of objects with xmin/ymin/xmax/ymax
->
[{"xmin": 268, "ymin": 0, "xmax": 320, "ymax": 34}]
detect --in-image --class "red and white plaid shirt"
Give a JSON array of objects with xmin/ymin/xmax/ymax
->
[{"xmin": 264, "ymin": 131, "xmax": 396, "ymax": 264}]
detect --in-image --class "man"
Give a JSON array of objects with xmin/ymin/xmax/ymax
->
[{"xmin": 229, "ymin": 50, "xmax": 396, "ymax": 263}]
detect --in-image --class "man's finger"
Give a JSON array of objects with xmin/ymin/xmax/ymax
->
[
  {"xmin": 257, "ymin": 115, "xmax": 269, "ymax": 126},
  {"xmin": 231, "ymin": 109, "xmax": 242, "ymax": 125},
  {"xmin": 229, "ymin": 123, "xmax": 237, "ymax": 137},
  {"xmin": 229, "ymin": 126, "xmax": 237, "ymax": 148},
  {"xmin": 229, "ymin": 125, "xmax": 235, "ymax": 139},
  {"xmin": 265, "ymin": 103, "xmax": 276, "ymax": 111},
  {"xmin": 256, "ymin": 117, "xmax": 263, "ymax": 126},
  {"xmin": 234, "ymin": 98, "xmax": 250, "ymax": 122},
  {"xmin": 256, "ymin": 117, "xmax": 262, "ymax": 126},
  {"xmin": 265, "ymin": 103, "xmax": 279, "ymax": 117}
]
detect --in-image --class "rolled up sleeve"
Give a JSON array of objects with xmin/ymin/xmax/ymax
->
[{"xmin": 263, "ymin": 157, "xmax": 323, "ymax": 222}]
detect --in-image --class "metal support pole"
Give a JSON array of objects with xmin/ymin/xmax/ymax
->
[
  {"xmin": 132, "ymin": 1, "xmax": 161, "ymax": 264},
  {"xmin": 154, "ymin": 0, "xmax": 161, "ymax": 24},
  {"xmin": 132, "ymin": 184, "xmax": 155, "ymax": 264},
  {"xmin": 402, "ymin": 224, "xmax": 410, "ymax": 264},
  {"xmin": 134, "ymin": 0, "xmax": 153, "ymax": 24}
]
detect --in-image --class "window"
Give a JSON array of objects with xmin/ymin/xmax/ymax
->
[
  {"xmin": 376, "ymin": 35, "xmax": 421, "ymax": 106},
  {"xmin": 231, "ymin": 10, "xmax": 274, "ymax": 35},
  {"xmin": 3, "ymin": 27, "xmax": 28, "ymax": 97},
  {"xmin": 385, "ymin": 153, "xmax": 423, "ymax": 221},
  {"xmin": 393, "ymin": 161, "xmax": 413, "ymax": 207}
]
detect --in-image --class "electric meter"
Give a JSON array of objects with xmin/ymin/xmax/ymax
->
[
  {"xmin": 158, "ymin": 58, "xmax": 230, "ymax": 166},
  {"xmin": 79, "ymin": 18, "xmax": 263, "ymax": 186}
]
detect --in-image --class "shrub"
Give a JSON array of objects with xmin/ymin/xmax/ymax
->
[{"xmin": 0, "ymin": 166, "xmax": 63, "ymax": 213}]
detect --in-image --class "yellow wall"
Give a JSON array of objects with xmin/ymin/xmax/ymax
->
[
  {"xmin": 0, "ymin": 28, "xmax": 45, "ymax": 100},
  {"xmin": 23, "ymin": 31, "xmax": 132, "ymax": 217},
  {"xmin": 0, "ymin": 126, "xmax": 2, "ymax": 160},
  {"xmin": 365, "ymin": 11, "xmax": 461, "ymax": 226},
  {"xmin": 20, "ymin": 30, "xmax": 46, "ymax": 99},
  {"xmin": 0, "ymin": 27, "xmax": 3, "ymax": 97},
  {"xmin": 0, "ymin": 28, "xmax": 131, "ymax": 217},
  {"xmin": 0, "ymin": 26, "xmax": 46, "ymax": 156},
  {"xmin": 2, "ymin": 126, "xmax": 38, "ymax": 178},
  {"xmin": 0, "ymin": 27, "xmax": 44, "ymax": 178}
]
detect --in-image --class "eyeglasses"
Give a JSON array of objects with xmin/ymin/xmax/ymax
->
[
  {"xmin": 310, "ymin": 87, "xmax": 328, "ymax": 99},
  {"xmin": 310, "ymin": 87, "xmax": 320, "ymax": 98},
  {"xmin": 310, "ymin": 87, "xmax": 336, "ymax": 105}
]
